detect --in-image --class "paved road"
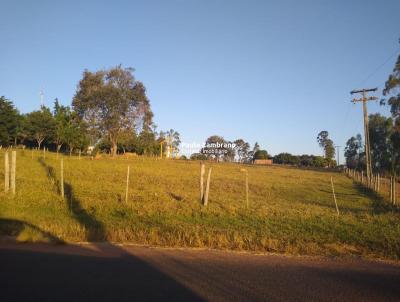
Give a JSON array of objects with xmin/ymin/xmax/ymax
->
[{"xmin": 0, "ymin": 242, "xmax": 399, "ymax": 302}]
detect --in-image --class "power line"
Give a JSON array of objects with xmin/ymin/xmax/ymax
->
[
  {"xmin": 335, "ymin": 145, "xmax": 341, "ymax": 165},
  {"xmin": 358, "ymin": 47, "xmax": 400, "ymax": 87}
]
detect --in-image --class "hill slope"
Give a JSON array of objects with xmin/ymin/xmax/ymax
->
[{"xmin": 0, "ymin": 150, "xmax": 399, "ymax": 259}]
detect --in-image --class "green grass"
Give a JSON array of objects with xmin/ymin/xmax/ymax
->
[{"xmin": 0, "ymin": 149, "xmax": 399, "ymax": 260}]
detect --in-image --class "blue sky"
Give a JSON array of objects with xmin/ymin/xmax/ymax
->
[{"xmin": 1, "ymin": 0, "xmax": 399, "ymax": 161}]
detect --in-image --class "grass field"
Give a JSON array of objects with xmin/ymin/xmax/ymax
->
[{"xmin": 0, "ymin": 149, "xmax": 399, "ymax": 260}]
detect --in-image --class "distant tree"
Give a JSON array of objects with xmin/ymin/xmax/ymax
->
[
  {"xmin": 201, "ymin": 135, "xmax": 227, "ymax": 161},
  {"xmin": 190, "ymin": 153, "xmax": 207, "ymax": 160},
  {"xmin": 253, "ymin": 149, "xmax": 269, "ymax": 160},
  {"xmin": 53, "ymin": 99, "xmax": 70, "ymax": 154},
  {"xmin": 317, "ymin": 131, "xmax": 335, "ymax": 166},
  {"xmin": 344, "ymin": 134, "xmax": 363, "ymax": 170},
  {"xmin": 25, "ymin": 107, "xmax": 56, "ymax": 149},
  {"xmin": 253, "ymin": 142, "xmax": 260, "ymax": 153},
  {"xmin": 16, "ymin": 114, "xmax": 29, "ymax": 145},
  {"xmin": 0, "ymin": 96, "xmax": 20, "ymax": 147},
  {"xmin": 247, "ymin": 142, "xmax": 260, "ymax": 162},
  {"xmin": 368, "ymin": 114, "xmax": 393, "ymax": 172},
  {"xmin": 274, "ymin": 153, "xmax": 299, "ymax": 165},
  {"xmin": 137, "ymin": 130, "xmax": 157, "ymax": 155},
  {"xmin": 234, "ymin": 139, "xmax": 250, "ymax": 162},
  {"xmin": 163, "ymin": 129, "xmax": 181, "ymax": 155},
  {"xmin": 72, "ymin": 65, "xmax": 154, "ymax": 157},
  {"xmin": 118, "ymin": 130, "xmax": 137, "ymax": 154},
  {"xmin": 313, "ymin": 156, "xmax": 326, "ymax": 167},
  {"xmin": 64, "ymin": 111, "xmax": 88, "ymax": 155}
]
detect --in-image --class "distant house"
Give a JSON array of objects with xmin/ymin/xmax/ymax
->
[{"xmin": 253, "ymin": 159, "xmax": 273, "ymax": 165}]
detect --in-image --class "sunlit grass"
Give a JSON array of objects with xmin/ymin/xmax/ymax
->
[{"xmin": 0, "ymin": 149, "xmax": 399, "ymax": 260}]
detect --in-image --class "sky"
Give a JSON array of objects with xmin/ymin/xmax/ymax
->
[{"xmin": 1, "ymin": 0, "xmax": 399, "ymax": 162}]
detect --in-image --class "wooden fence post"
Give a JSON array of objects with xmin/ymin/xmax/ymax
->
[
  {"xmin": 331, "ymin": 176, "xmax": 340, "ymax": 216},
  {"xmin": 203, "ymin": 168, "xmax": 212, "ymax": 206},
  {"xmin": 11, "ymin": 151, "xmax": 16, "ymax": 194},
  {"xmin": 240, "ymin": 168, "xmax": 249, "ymax": 208},
  {"xmin": 246, "ymin": 170, "xmax": 249, "ymax": 209},
  {"xmin": 200, "ymin": 163, "xmax": 205, "ymax": 202},
  {"xmin": 60, "ymin": 158, "xmax": 64, "ymax": 199},
  {"xmin": 4, "ymin": 152, "xmax": 9, "ymax": 193},
  {"xmin": 125, "ymin": 165, "xmax": 130, "ymax": 203},
  {"xmin": 377, "ymin": 174, "xmax": 380, "ymax": 193},
  {"xmin": 390, "ymin": 177, "xmax": 393, "ymax": 204}
]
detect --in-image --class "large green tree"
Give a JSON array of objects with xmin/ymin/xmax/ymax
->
[
  {"xmin": 53, "ymin": 99, "xmax": 70, "ymax": 153},
  {"xmin": 63, "ymin": 111, "xmax": 88, "ymax": 155},
  {"xmin": 382, "ymin": 44, "xmax": 400, "ymax": 173},
  {"xmin": 253, "ymin": 149, "xmax": 270, "ymax": 160},
  {"xmin": 368, "ymin": 114, "xmax": 393, "ymax": 172},
  {"xmin": 25, "ymin": 107, "xmax": 56, "ymax": 149},
  {"xmin": 344, "ymin": 134, "xmax": 364, "ymax": 170},
  {"xmin": 0, "ymin": 96, "xmax": 20, "ymax": 146},
  {"xmin": 72, "ymin": 65, "xmax": 154, "ymax": 156}
]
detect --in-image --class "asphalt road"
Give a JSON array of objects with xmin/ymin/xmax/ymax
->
[{"xmin": 0, "ymin": 242, "xmax": 399, "ymax": 302}]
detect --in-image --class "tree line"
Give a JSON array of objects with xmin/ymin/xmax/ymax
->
[
  {"xmin": 344, "ymin": 45, "xmax": 400, "ymax": 175},
  {"xmin": 0, "ymin": 65, "xmax": 180, "ymax": 157}
]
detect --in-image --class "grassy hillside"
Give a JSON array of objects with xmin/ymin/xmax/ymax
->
[{"xmin": 0, "ymin": 149, "xmax": 399, "ymax": 260}]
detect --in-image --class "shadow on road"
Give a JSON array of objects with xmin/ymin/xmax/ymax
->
[
  {"xmin": 0, "ymin": 158, "xmax": 205, "ymax": 301},
  {"xmin": 0, "ymin": 243, "xmax": 204, "ymax": 302}
]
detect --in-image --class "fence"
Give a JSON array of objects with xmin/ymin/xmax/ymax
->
[{"xmin": 344, "ymin": 168, "xmax": 399, "ymax": 205}]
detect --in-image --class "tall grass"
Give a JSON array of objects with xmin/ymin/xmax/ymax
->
[{"xmin": 0, "ymin": 149, "xmax": 399, "ymax": 260}]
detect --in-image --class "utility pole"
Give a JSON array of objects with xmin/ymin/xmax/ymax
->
[
  {"xmin": 335, "ymin": 145, "xmax": 341, "ymax": 166},
  {"xmin": 350, "ymin": 88, "xmax": 378, "ymax": 186},
  {"xmin": 40, "ymin": 89, "xmax": 44, "ymax": 108}
]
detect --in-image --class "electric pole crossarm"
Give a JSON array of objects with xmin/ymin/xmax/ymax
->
[{"xmin": 350, "ymin": 88, "xmax": 378, "ymax": 94}]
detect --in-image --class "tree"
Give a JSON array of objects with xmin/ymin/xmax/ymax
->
[
  {"xmin": 118, "ymin": 130, "xmax": 137, "ymax": 154},
  {"xmin": 201, "ymin": 135, "xmax": 227, "ymax": 161},
  {"xmin": 162, "ymin": 129, "xmax": 181, "ymax": 157},
  {"xmin": 247, "ymin": 142, "xmax": 260, "ymax": 162},
  {"xmin": 382, "ymin": 43, "xmax": 400, "ymax": 173},
  {"xmin": 53, "ymin": 99, "xmax": 70, "ymax": 154},
  {"xmin": 368, "ymin": 114, "xmax": 393, "ymax": 172},
  {"xmin": 25, "ymin": 107, "xmax": 56, "ymax": 149},
  {"xmin": 344, "ymin": 134, "xmax": 363, "ymax": 170},
  {"xmin": 234, "ymin": 139, "xmax": 250, "ymax": 163},
  {"xmin": 190, "ymin": 153, "xmax": 207, "ymax": 160},
  {"xmin": 137, "ymin": 130, "xmax": 158, "ymax": 155},
  {"xmin": 274, "ymin": 153, "xmax": 299, "ymax": 165},
  {"xmin": 63, "ymin": 111, "xmax": 88, "ymax": 155},
  {"xmin": 253, "ymin": 150, "xmax": 269, "ymax": 160},
  {"xmin": 72, "ymin": 65, "xmax": 154, "ymax": 157},
  {"xmin": 317, "ymin": 131, "xmax": 335, "ymax": 166},
  {"xmin": 382, "ymin": 43, "xmax": 400, "ymax": 122},
  {"xmin": 0, "ymin": 96, "xmax": 20, "ymax": 147}
]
